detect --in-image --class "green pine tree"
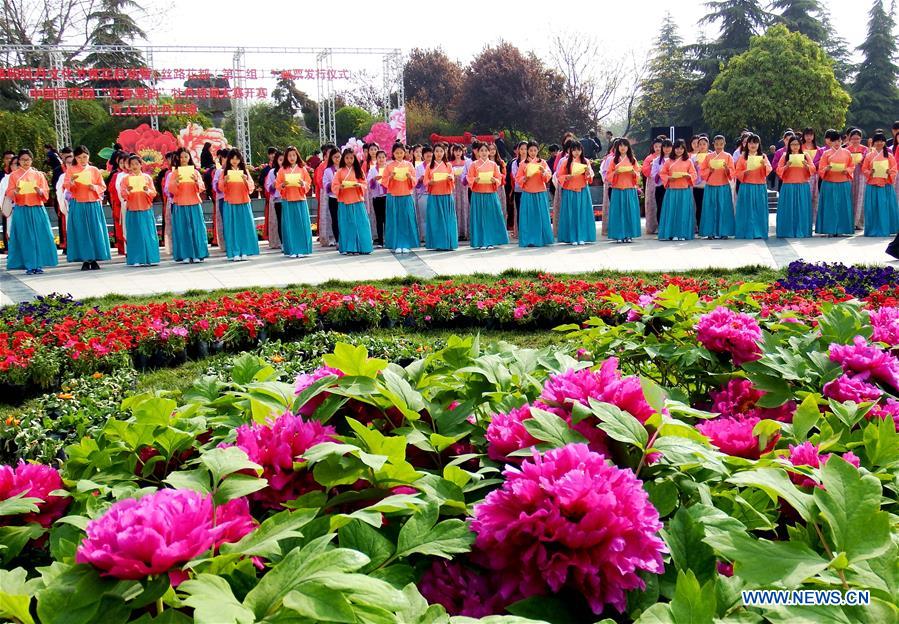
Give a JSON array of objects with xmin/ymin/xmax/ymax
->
[
  {"xmin": 701, "ymin": 0, "xmax": 769, "ymax": 59},
  {"xmin": 849, "ymin": 0, "xmax": 899, "ymax": 132},
  {"xmin": 82, "ymin": 0, "xmax": 148, "ymax": 91},
  {"xmin": 772, "ymin": 0, "xmax": 828, "ymax": 42}
]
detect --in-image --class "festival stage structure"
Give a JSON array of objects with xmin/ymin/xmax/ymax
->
[{"xmin": 0, "ymin": 45, "xmax": 404, "ymax": 162}]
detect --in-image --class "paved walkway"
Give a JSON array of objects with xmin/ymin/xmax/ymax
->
[{"xmin": 2, "ymin": 219, "xmax": 897, "ymax": 304}]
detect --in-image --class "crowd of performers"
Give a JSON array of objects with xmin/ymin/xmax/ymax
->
[{"xmin": 3, "ymin": 124, "xmax": 899, "ymax": 275}]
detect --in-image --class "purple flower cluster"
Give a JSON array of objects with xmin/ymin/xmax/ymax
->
[{"xmin": 778, "ymin": 261, "xmax": 899, "ymax": 298}]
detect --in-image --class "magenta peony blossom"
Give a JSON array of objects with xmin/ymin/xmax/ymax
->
[
  {"xmin": 868, "ymin": 398, "xmax": 899, "ymax": 430},
  {"xmin": 77, "ymin": 490, "xmax": 253, "ymax": 579},
  {"xmin": 0, "ymin": 462, "xmax": 69, "ymax": 528},
  {"xmin": 294, "ymin": 366, "xmax": 343, "ymax": 417},
  {"xmin": 626, "ymin": 293, "xmax": 657, "ymax": 322},
  {"xmin": 829, "ymin": 336, "xmax": 899, "ymax": 391},
  {"xmin": 787, "ymin": 442, "xmax": 861, "ymax": 488},
  {"xmin": 419, "ymin": 560, "xmax": 507, "ymax": 617},
  {"xmin": 485, "ymin": 404, "xmax": 541, "ymax": 462},
  {"xmin": 471, "ymin": 444, "xmax": 665, "ymax": 614},
  {"xmin": 823, "ymin": 374, "xmax": 883, "ymax": 403},
  {"xmin": 870, "ymin": 307, "xmax": 899, "ymax": 346},
  {"xmin": 232, "ymin": 412, "xmax": 336, "ymax": 508},
  {"xmin": 696, "ymin": 416, "xmax": 778, "ymax": 459},
  {"xmin": 695, "ymin": 307, "xmax": 763, "ymax": 366},
  {"xmin": 709, "ymin": 378, "xmax": 795, "ymax": 422}
]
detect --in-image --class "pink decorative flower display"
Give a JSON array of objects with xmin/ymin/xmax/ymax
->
[
  {"xmin": 471, "ymin": 444, "xmax": 665, "ymax": 614},
  {"xmin": 364, "ymin": 121, "xmax": 400, "ymax": 150},
  {"xmin": 697, "ymin": 415, "xmax": 778, "ymax": 459},
  {"xmin": 388, "ymin": 108, "xmax": 407, "ymax": 143},
  {"xmin": 117, "ymin": 124, "xmax": 179, "ymax": 172},
  {"xmin": 76, "ymin": 490, "xmax": 255, "ymax": 579},
  {"xmin": 695, "ymin": 307, "xmax": 763, "ymax": 365},
  {"xmin": 829, "ymin": 336, "xmax": 899, "ymax": 391},
  {"xmin": 178, "ymin": 123, "xmax": 229, "ymax": 166},
  {"xmin": 0, "ymin": 462, "xmax": 69, "ymax": 527},
  {"xmin": 232, "ymin": 412, "xmax": 336, "ymax": 508},
  {"xmin": 485, "ymin": 404, "xmax": 540, "ymax": 462}
]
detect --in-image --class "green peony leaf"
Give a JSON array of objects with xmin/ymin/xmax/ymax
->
[
  {"xmin": 589, "ymin": 399, "xmax": 648, "ymax": 449},
  {"xmin": 395, "ymin": 501, "xmax": 473, "ymax": 560},
  {"xmin": 180, "ymin": 574, "xmax": 255, "ymax": 624},
  {"xmin": 522, "ymin": 407, "xmax": 587, "ymax": 448}
]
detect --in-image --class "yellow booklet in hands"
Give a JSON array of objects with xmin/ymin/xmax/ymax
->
[
  {"xmin": 709, "ymin": 159, "xmax": 725, "ymax": 170},
  {"xmin": 571, "ymin": 162, "xmax": 588, "ymax": 175},
  {"xmin": 284, "ymin": 173, "xmax": 302, "ymax": 187},
  {"xmin": 804, "ymin": 149, "xmax": 817, "ymax": 160},
  {"xmin": 127, "ymin": 176, "xmax": 145, "ymax": 192},
  {"xmin": 75, "ymin": 170, "xmax": 92, "ymax": 185},
  {"xmin": 830, "ymin": 162, "xmax": 846, "ymax": 173},
  {"xmin": 178, "ymin": 166, "xmax": 194, "ymax": 183},
  {"xmin": 452, "ymin": 166, "xmax": 464, "ymax": 176},
  {"xmin": 341, "ymin": 180, "xmax": 357, "ymax": 188},
  {"xmin": 393, "ymin": 167, "xmax": 409, "ymax": 181},
  {"xmin": 617, "ymin": 165, "xmax": 634, "ymax": 173},
  {"xmin": 477, "ymin": 171, "xmax": 494, "ymax": 184},
  {"xmin": 378, "ymin": 168, "xmax": 385, "ymax": 177},
  {"xmin": 226, "ymin": 170, "xmax": 244, "ymax": 182},
  {"xmin": 695, "ymin": 152, "xmax": 708, "ymax": 163},
  {"xmin": 852, "ymin": 152, "xmax": 864, "ymax": 164},
  {"xmin": 671, "ymin": 171, "xmax": 688, "ymax": 179},
  {"xmin": 873, "ymin": 159, "xmax": 890, "ymax": 177},
  {"xmin": 432, "ymin": 172, "xmax": 449, "ymax": 182},
  {"xmin": 746, "ymin": 155, "xmax": 763, "ymax": 171},
  {"xmin": 788, "ymin": 154, "xmax": 805, "ymax": 166},
  {"xmin": 526, "ymin": 163, "xmax": 541, "ymax": 177},
  {"xmin": 17, "ymin": 179, "xmax": 36, "ymax": 194}
]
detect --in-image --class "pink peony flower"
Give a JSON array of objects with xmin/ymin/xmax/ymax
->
[
  {"xmin": 626, "ymin": 293, "xmax": 656, "ymax": 322},
  {"xmin": 77, "ymin": 490, "xmax": 252, "ymax": 579},
  {"xmin": 294, "ymin": 365, "xmax": 343, "ymax": 417},
  {"xmin": 717, "ymin": 561, "xmax": 734, "ymax": 577},
  {"xmin": 787, "ymin": 442, "xmax": 861, "ymax": 488},
  {"xmin": 829, "ymin": 336, "xmax": 899, "ymax": 391},
  {"xmin": 823, "ymin": 374, "xmax": 883, "ymax": 403},
  {"xmin": 485, "ymin": 404, "xmax": 541, "ymax": 462},
  {"xmin": 232, "ymin": 412, "xmax": 336, "ymax": 508},
  {"xmin": 695, "ymin": 307, "xmax": 762, "ymax": 366},
  {"xmin": 213, "ymin": 497, "xmax": 257, "ymax": 547},
  {"xmin": 419, "ymin": 560, "xmax": 507, "ymax": 617},
  {"xmin": 870, "ymin": 307, "xmax": 899, "ymax": 346},
  {"xmin": 0, "ymin": 462, "xmax": 69, "ymax": 528},
  {"xmin": 471, "ymin": 444, "xmax": 666, "ymax": 614},
  {"xmin": 696, "ymin": 416, "xmax": 778, "ymax": 459},
  {"xmin": 868, "ymin": 398, "xmax": 899, "ymax": 430},
  {"xmin": 710, "ymin": 379, "xmax": 795, "ymax": 422}
]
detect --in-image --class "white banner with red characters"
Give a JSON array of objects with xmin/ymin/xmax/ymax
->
[{"xmin": 2, "ymin": 66, "xmax": 352, "ymax": 82}]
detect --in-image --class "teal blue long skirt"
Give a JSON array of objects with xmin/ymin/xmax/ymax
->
[
  {"xmin": 385, "ymin": 194, "xmax": 419, "ymax": 250},
  {"xmin": 171, "ymin": 203, "xmax": 208, "ymax": 261},
  {"xmin": 518, "ymin": 191, "xmax": 553, "ymax": 247},
  {"xmin": 281, "ymin": 200, "xmax": 313, "ymax": 255},
  {"xmin": 222, "ymin": 201, "xmax": 260, "ymax": 258},
  {"xmin": 469, "ymin": 192, "xmax": 509, "ymax": 248},
  {"xmin": 125, "ymin": 209, "xmax": 160, "ymax": 266},
  {"xmin": 7, "ymin": 205, "xmax": 58, "ymax": 270},
  {"xmin": 815, "ymin": 181, "xmax": 853, "ymax": 235},
  {"xmin": 338, "ymin": 201, "xmax": 373, "ymax": 254},
  {"xmin": 607, "ymin": 188, "xmax": 641, "ymax": 240},
  {"xmin": 776, "ymin": 182, "xmax": 813, "ymax": 238},
  {"xmin": 863, "ymin": 184, "xmax": 899, "ymax": 237},
  {"xmin": 66, "ymin": 200, "xmax": 111, "ymax": 262},
  {"xmin": 657, "ymin": 188, "xmax": 695, "ymax": 240},
  {"xmin": 425, "ymin": 194, "xmax": 458, "ymax": 250},
  {"xmin": 734, "ymin": 182, "xmax": 769, "ymax": 239},
  {"xmin": 558, "ymin": 188, "xmax": 596, "ymax": 243},
  {"xmin": 699, "ymin": 184, "xmax": 735, "ymax": 237}
]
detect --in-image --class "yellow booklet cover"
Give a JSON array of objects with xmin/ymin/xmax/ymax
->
[
  {"xmin": 393, "ymin": 167, "xmax": 409, "ymax": 181},
  {"xmin": 178, "ymin": 166, "xmax": 194, "ymax": 183},
  {"xmin": 452, "ymin": 166, "xmax": 464, "ymax": 176},
  {"xmin": 17, "ymin": 179, "xmax": 36, "ymax": 194},
  {"xmin": 75, "ymin": 170, "xmax": 92, "ymax": 185},
  {"xmin": 830, "ymin": 162, "xmax": 846, "ymax": 172},
  {"xmin": 127, "ymin": 176, "xmax": 145, "ymax": 192},
  {"xmin": 671, "ymin": 171, "xmax": 688, "ymax": 179},
  {"xmin": 709, "ymin": 159, "xmax": 725, "ymax": 170},
  {"xmin": 377, "ymin": 168, "xmax": 385, "ymax": 177},
  {"xmin": 571, "ymin": 162, "xmax": 588, "ymax": 175},
  {"xmin": 695, "ymin": 152, "xmax": 708, "ymax": 163},
  {"xmin": 852, "ymin": 152, "xmax": 864, "ymax": 164},
  {"xmin": 746, "ymin": 155, "xmax": 763, "ymax": 170},
  {"xmin": 432, "ymin": 172, "xmax": 449, "ymax": 182},
  {"xmin": 341, "ymin": 180, "xmax": 357, "ymax": 188},
  {"xmin": 788, "ymin": 154, "xmax": 805, "ymax": 166},
  {"xmin": 617, "ymin": 165, "xmax": 634, "ymax": 173},
  {"xmin": 477, "ymin": 171, "xmax": 494, "ymax": 184},
  {"xmin": 873, "ymin": 159, "xmax": 890, "ymax": 177},
  {"xmin": 284, "ymin": 173, "xmax": 302, "ymax": 187},
  {"xmin": 526, "ymin": 163, "xmax": 541, "ymax": 177},
  {"xmin": 226, "ymin": 170, "xmax": 244, "ymax": 182},
  {"xmin": 804, "ymin": 149, "xmax": 817, "ymax": 160}
]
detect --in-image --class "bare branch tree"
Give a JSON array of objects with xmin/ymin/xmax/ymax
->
[{"xmin": 619, "ymin": 52, "xmax": 650, "ymax": 138}]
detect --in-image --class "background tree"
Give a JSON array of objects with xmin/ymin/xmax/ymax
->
[
  {"xmin": 848, "ymin": 0, "xmax": 899, "ymax": 132},
  {"xmin": 0, "ymin": 109, "xmax": 55, "ymax": 155},
  {"xmin": 772, "ymin": 0, "xmax": 829, "ymax": 42},
  {"xmin": 335, "ymin": 106, "xmax": 374, "ymax": 143},
  {"xmin": 701, "ymin": 0, "xmax": 769, "ymax": 59},
  {"xmin": 403, "ymin": 48, "xmax": 462, "ymax": 119},
  {"xmin": 272, "ymin": 77, "xmax": 319, "ymax": 133},
  {"xmin": 81, "ymin": 0, "xmax": 148, "ymax": 91},
  {"xmin": 404, "ymin": 101, "xmax": 463, "ymax": 144},
  {"xmin": 703, "ymin": 24, "xmax": 850, "ymax": 143}
]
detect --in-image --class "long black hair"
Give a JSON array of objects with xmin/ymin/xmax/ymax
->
[
  {"xmin": 657, "ymin": 139, "xmax": 673, "ymax": 165},
  {"xmin": 340, "ymin": 148, "xmax": 364, "ymax": 180},
  {"xmin": 672, "ymin": 139, "xmax": 689, "ymax": 161},
  {"xmin": 283, "ymin": 146, "xmax": 305, "ymax": 168},
  {"xmin": 872, "ymin": 130, "xmax": 890, "ymax": 158},
  {"xmin": 514, "ymin": 141, "xmax": 528, "ymax": 165},
  {"xmin": 783, "ymin": 136, "xmax": 802, "ymax": 166},
  {"xmin": 565, "ymin": 141, "xmax": 586, "ymax": 175},
  {"xmin": 741, "ymin": 134, "xmax": 762, "ymax": 160},
  {"xmin": 175, "ymin": 147, "xmax": 196, "ymax": 168},
  {"xmin": 224, "ymin": 148, "xmax": 248, "ymax": 174},
  {"xmin": 613, "ymin": 137, "xmax": 635, "ymax": 165},
  {"xmin": 430, "ymin": 142, "xmax": 449, "ymax": 169}
]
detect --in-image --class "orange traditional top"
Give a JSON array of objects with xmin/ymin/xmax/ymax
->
[
  {"xmin": 383, "ymin": 160, "xmax": 416, "ymax": 196},
  {"xmin": 775, "ymin": 152, "xmax": 816, "ymax": 183},
  {"xmin": 217, "ymin": 169, "xmax": 254, "ymax": 203},
  {"xmin": 861, "ymin": 150, "xmax": 898, "ymax": 187},
  {"xmin": 5, "ymin": 167, "xmax": 49, "ymax": 206},
  {"xmin": 122, "ymin": 173, "xmax": 157, "ymax": 211},
  {"xmin": 422, "ymin": 162, "xmax": 455, "ymax": 196},
  {"xmin": 699, "ymin": 151, "xmax": 735, "ymax": 186},
  {"xmin": 659, "ymin": 158, "xmax": 697, "ymax": 189},
  {"xmin": 558, "ymin": 159, "xmax": 595, "ymax": 191},
  {"xmin": 167, "ymin": 167, "xmax": 205, "ymax": 205},
  {"xmin": 277, "ymin": 165, "xmax": 312, "ymax": 201},
  {"xmin": 332, "ymin": 167, "xmax": 366, "ymax": 203},
  {"xmin": 735, "ymin": 153, "xmax": 772, "ymax": 184},
  {"xmin": 467, "ymin": 159, "xmax": 501, "ymax": 193},
  {"xmin": 514, "ymin": 158, "xmax": 551, "ymax": 193},
  {"xmin": 63, "ymin": 164, "xmax": 105, "ymax": 202},
  {"xmin": 818, "ymin": 147, "xmax": 854, "ymax": 183},
  {"xmin": 606, "ymin": 157, "xmax": 640, "ymax": 190}
]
